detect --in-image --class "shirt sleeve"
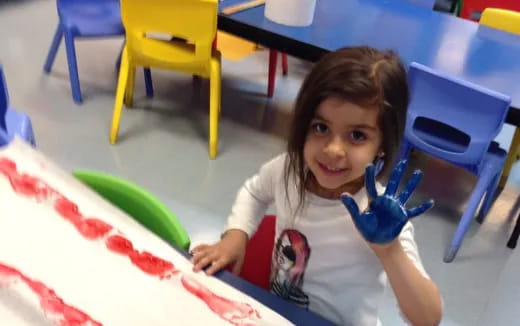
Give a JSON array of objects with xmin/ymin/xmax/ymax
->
[
  {"xmin": 398, "ymin": 221, "xmax": 430, "ymax": 280},
  {"xmin": 226, "ymin": 155, "xmax": 284, "ymax": 238}
]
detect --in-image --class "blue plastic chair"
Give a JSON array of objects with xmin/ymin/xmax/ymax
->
[
  {"xmin": 0, "ymin": 66, "xmax": 36, "ymax": 147},
  {"xmin": 399, "ymin": 62, "xmax": 511, "ymax": 263},
  {"xmin": 43, "ymin": 0, "xmax": 153, "ymax": 104}
]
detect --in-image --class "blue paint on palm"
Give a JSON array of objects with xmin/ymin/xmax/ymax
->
[{"xmin": 341, "ymin": 160, "xmax": 434, "ymax": 244}]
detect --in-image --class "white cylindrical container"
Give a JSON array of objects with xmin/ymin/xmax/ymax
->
[{"xmin": 264, "ymin": 0, "xmax": 317, "ymax": 27}]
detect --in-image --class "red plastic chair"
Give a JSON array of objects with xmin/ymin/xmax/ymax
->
[
  {"xmin": 461, "ymin": 0, "xmax": 520, "ymax": 20},
  {"xmin": 267, "ymin": 51, "xmax": 288, "ymax": 98},
  {"xmin": 238, "ymin": 215, "xmax": 276, "ymax": 290}
]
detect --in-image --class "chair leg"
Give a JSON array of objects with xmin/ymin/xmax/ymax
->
[
  {"xmin": 476, "ymin": 171, "xmax": 501, "ymax": 223},
  {"xmin": 124, "ymin": 65, "xmax": 136, "ymax": 107},
  {"xmin": 499, "ymin": 127, "xmax": 520, "ymax": 188},
  {"xmin": 63, "ymin": 31, "xmax": 82, "ymax": 104},
  {"xmin": 281, "ymin": 53, "xmax": 288, "ymax": 75},
  {"xmin": 507, "ymin": 210, "xmax": 520, "ymax": 249},
  {"xmin": 44, "ymin": 24, "xmax": 64, "ymax": 74},
  {"xmin": 209, "ymin": 59, "xmax": 221, "ymax": 159},
  {"xmin": 444, "ymin": 169, "xmax": 495, "ymax": 262},
  {"xmin": 16, "ymin": 114, "xmax": 36, "ymax": 147},
  {"xmin": 267, "ymin": 49, "xmax": 278, "ymax": 98},
  {"xmin": 144, "ymin": 68, "xmax": 154, "ymax": 98},
  {"xmin": 110, "ymin": 49, "xmax": 130, "ymax": 145},
  {"xmin": 115, "ymin": 40, "xmax": 125, "ymax": 72}
]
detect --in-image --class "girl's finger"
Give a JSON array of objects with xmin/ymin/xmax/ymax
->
[
  {"xmin": 232, "ymin": 256, "xmax": 244, "ymax": 275},
  {"xmin": 398, "ymin": 170, "xmax": 422, "ymax": 204},
  {"xmin": 192, "ymin": 248, "xmax": 214, "ymax": 268},
  {"xmin": 365, "ymin": 165, "xmax": 378, "ymax": 200},
  {"xmin": 385, "ymin": 159, "xmax": 407, "ymax": 196},
  {"xmin": 407, "ymin": 199, "xmax": 434, "ymax": 218},
  {"xmin": 193, "ymin": 255, "xmax": 214, "ymax": 272},
  {"xmin": 190, "ymin": 244, "xmax": 209, "ymax": 255},
  {"xmin": 205, "ymin": 258, "xmax": 227, "ymax": 275}
]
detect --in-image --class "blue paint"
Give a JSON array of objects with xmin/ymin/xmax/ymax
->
[{"xmin": 341, "ymin": 160, "xmax": 433, "ymax": 244}]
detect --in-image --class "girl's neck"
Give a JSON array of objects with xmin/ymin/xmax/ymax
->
[{"xmin": 305, "ymin": 173, "xmax": 365, "ymax": 200}]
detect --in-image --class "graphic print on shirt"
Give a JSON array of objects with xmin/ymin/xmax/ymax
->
[{"xmin": 270, "ymin": 229, "xmax": 311, "ymax": 308}]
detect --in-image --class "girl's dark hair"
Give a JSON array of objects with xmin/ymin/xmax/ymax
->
[{"xmin": 285, "ymin": 46, "xmax": 409, "ymax": 209}]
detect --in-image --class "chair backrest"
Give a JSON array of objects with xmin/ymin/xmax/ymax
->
[
  {"xmin": 0, "ymin": 66, "xmax": 8, "ymax": 131},
  {"xmin": 405, "ymin": 0, "xmax": 436, "ymax": 9},
  {"xmin": 73, "ymin": 170, "xmax": 191, "ymax": 251},
  {"xmin": 480, "ymin": 8, "xmax": 520, "ymax": 35},
  {"xmin": 121, "ymin": 0, "xmax": 218, "ymax": 61},
  {"xmin": 405, "ymin": 62, "xmax": 511, "ymax": 165},
  {"xmin": 239, "ymin": 215, "xmax": 276, "ymax": 290}
]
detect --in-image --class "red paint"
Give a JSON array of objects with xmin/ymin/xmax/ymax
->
[
  {"xmin": 54, "ymin": 198, "xmax": 112, "ymax": 240},
  {"xmin": 0, "ymin": 262, "xmax": 102, "ymax": 326},
  {"xmin": 181, "ymin": 275, "xmax": 260, "ymax": 326},
  {"xmin": 0, "ymin": 158, "xmax": 176, "ymax": 278},
  {"xmin": 106, "ymin": 235, "xmax": 134, "ymax": 255},
  {"xmin": 106, "ymin": 235, "xmax": 177, "ymax": 278},
  {"xmin": 0, "ymin": 158, "xmax": 56, "ymax": 201}
]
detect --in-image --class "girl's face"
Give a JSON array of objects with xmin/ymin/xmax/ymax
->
[{"xmin": 303, "ymin": 97, "xmax": 383, "ymax": 197}]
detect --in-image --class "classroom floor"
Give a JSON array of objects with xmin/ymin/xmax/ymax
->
[{"xmin": 1, "ymin": 1, "xmax": 520, "ymax": 325}]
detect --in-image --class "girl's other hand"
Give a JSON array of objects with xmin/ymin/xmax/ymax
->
[{"xmin": 191, "ymin": 229, "xmax": 248, "ymax": 275}]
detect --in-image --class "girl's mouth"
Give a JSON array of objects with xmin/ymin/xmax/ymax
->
[{"xmin": 317, "ymin": 162, "xmax": 348, "ymax": 176}]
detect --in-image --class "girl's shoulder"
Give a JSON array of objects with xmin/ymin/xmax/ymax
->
[{"xmin": 258, "ymin": 152, "xmax": 289, "ymax": 176}]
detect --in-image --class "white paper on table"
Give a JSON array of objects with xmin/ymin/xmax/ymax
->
[{"xmin": 0, "ymin": 139, "xmax": 294, "ymax": 326}]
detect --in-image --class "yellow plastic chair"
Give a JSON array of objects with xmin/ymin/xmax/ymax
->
[
  {"xmin": 110, "ymin": 0, "xmax": 221, "ymax": 159},
  {"xmin": 480, "ymin": 8, "xmax": 520, "ymax": 187}
]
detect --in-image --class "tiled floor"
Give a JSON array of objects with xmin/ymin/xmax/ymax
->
[{"xmin": 1, "ymin": 0, "xmax": 520, "ymax": 325}]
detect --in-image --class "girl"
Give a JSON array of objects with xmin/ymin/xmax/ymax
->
[{"xmin": 191, "ymin": 46, "xmax": 442, "ymax": 326}]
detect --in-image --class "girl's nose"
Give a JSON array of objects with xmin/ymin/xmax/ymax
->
[{"xmin": 324, "ymin": 136, "xmax": 347, "ymax": 159}]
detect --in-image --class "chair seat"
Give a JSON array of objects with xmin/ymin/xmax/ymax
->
[
  {"xmin": 59, "ymin": 1, "xmax": 124, "ymax": 36},
  {"xmin": 129, "ymin": 35, "xmax": 218, "ymax": 77}
]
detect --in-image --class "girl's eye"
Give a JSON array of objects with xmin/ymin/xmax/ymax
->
[
  {"xmin": 350, "ymin": 130, "xmax": 367, "ymax": 142},
  {"xmin": 311, "ymin": 122, "xmax": 328, "ymax": 134}
]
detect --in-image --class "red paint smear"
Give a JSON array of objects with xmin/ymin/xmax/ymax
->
[
  {"xmin": 0, "ymin": 157, "xmax": 263, "ymax": 325},
  {"xmin": 106, "ymin": 235, "xmax": 176, "ymax": 278},
  {"xmin": 0, "ymin": 158, "xmax": 56, "ymax": 201},
  {"xmin": 0, "ymin": 157, "xmax": 179, "ymax": 279},
  {"xmin": 54, "ymin": 198, "xmax": 112, "ymax": 240},
  {"xmin": 105, "ymin": 235, "xmax": 134, "ymax": 255},
  {"xmin": 181, "ymin": 275, "xmax": 260, "ymax": 326},
  {"xmin": 0, "ymin": 262, "xmax": 102, "ymax": 326}
]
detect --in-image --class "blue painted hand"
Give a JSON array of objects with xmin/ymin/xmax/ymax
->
[{"xmin": 341, "ymin": 160, "xmax": 434, "ymax": 244}]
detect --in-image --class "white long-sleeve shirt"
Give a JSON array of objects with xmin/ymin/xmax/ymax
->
[{"xmin": 227, "ymin": 154, "xmax": 429, "ymax": 326}]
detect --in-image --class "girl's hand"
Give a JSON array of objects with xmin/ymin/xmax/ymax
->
[
  {"xmin": 191, "ymin": 229, "xmax": 248, "ymax": 275},
  {"xmin": 341, "ymin": 159, "xmax": 434, "ymax": 247}
]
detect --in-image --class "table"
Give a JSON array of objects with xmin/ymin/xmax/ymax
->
[
  {"xmin": 218, "ymin": 0, "xmax": 520, "ymax": 127},
  {"xmin": 0, "ymin": 139, "xmax": 334, "ymax": 326}
]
